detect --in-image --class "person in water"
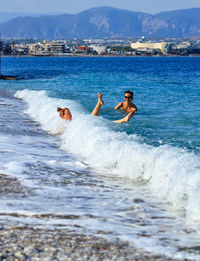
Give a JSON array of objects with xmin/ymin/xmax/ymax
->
[
  {"xmin": 91, "ymin": 91, "xmax": 137, "ymax": 123},
  {"xmin": 57, "ymin": 90, "xmax": 137, "ymax": 124},
  {"xmin": 57, "ymin": 107, "xmax": 72, "ymax": 121}
]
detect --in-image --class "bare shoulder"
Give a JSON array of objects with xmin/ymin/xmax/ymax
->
[
  {"xmin": 132, "ymin": 104, "xmax": 137, "ymax": 111},
  {"xmin": 114, "ymin": 102, "xmax": 123, "ymax": 109}
]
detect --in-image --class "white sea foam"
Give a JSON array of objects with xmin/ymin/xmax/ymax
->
[{"xmin": 15, "ymin": 89, "xmax": 200, "ymax": 224}]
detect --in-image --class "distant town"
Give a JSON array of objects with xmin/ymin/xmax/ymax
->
[{"xmin": 1, "ymin": 37, "xmax": 200, "ymax": 56}]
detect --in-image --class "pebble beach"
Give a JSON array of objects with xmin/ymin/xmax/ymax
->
[
  {"xmin": 0, "ymin": 57, "xmax": 200, "ymax": 260},
  {"xmin": 0, "ymin": 226, "xmax": 180, "ymax": 261}
]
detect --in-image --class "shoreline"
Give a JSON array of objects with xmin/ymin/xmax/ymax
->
[
  {"xmin": 0, "ymin": 225, "xmax": 180, "ymax": 260},
  {"xmin": 2, "ymin": 54, "xmax": 200, "ymax": 58},
  {"xmin": 0, "ymin": 56, "xmax": 199, "ymax": 261}
]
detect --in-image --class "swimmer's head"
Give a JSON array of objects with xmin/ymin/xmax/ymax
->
[
  {"xmin": 57, "ymin": 107, "xmax": 72, "ymax": 121},
  {"xmin": 124, "ymin": 90, "xmax": 133, "ymax": 101},
  {"xmin": 124, "ymin": 90, "xmax": 133, "ymax": 98}
]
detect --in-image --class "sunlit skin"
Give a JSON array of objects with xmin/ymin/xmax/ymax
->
[
  {"xmin": 63, "ymin": 108, "xmax": 72, "ymax": 121},
  {"xmin": 113, "ymin": 92, "xmax": 137, "ymax": 123},
  {"xmin": 91, "ymin": 92, "xmax": 104, "ymax": 116},
  {"xmin": 58, "ymin": 91, "xmax": 137, "ymax": 124},
  {"xmin": 91, "ymin": 92, "xmax": 137, "ymax": 124},
  {"xmin": 57, "ymin": 107, "xmax": 72, "ymax": 121}
]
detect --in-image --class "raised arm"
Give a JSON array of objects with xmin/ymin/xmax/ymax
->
[{"xmin": 113, "ymin": 108, "xmax": 136, "ymax": 124}]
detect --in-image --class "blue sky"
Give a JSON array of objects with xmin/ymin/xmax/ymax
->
[{"xmin": 1, "ymin": 0, "xmax": 200, "ymax": 14}]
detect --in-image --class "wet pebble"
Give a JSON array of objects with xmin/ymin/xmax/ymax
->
[{"xmin": 0, "ymin": 226, "xmax": 181, "ymax": 260}]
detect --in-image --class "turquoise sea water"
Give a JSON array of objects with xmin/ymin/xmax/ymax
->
[
  {"xmin": 0, "ymin": 57, "xmax": 200, "ymax": 259},
  {"xmin": 2, "ymin": 57, "xmax": 200, "ymax": 152}
]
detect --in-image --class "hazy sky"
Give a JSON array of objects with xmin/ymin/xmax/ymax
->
[{"xmin": 1, "ymin": 0, "xmax": 200, "ymax": 14}]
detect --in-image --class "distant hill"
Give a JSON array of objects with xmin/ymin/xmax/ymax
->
[
  {"xmin": 0, "ymin": 12, "xmax": 45, "ymax": 24},
  {"xmin": 0, "ymin": 7, "xmax": 200, "ymax": 39}
]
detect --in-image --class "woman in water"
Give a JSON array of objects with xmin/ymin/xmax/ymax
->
[{"xmin": 57, "ymin": 107, "xmax": 72, "ymax": 121}]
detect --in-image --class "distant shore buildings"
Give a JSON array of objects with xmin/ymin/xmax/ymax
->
[
  {"xmin": 130, "ymin": 41, "xmax": 170, "ymax": 54},
  {"xmin": 1, "ymin": 37, "xmax": 200, "ymax": 56}
]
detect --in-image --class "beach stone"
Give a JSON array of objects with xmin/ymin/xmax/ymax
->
[{"xmin": 0, "ymin": 225, "xmax": 184, "ymax": 261}]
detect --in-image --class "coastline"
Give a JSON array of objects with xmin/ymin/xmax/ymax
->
[
  {"xmin": 0, "ymin": 56, "xmax": 200, "ymax": 261},
  {"xmin": 0, "ymin": 225, "xmax": 180, "ymax": 260},
  {"xmin": 2, "ymin": 54, "xmax": 200, "ymax": 58}
]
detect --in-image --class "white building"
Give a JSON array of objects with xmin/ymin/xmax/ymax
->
[
  {"xmin": 131, "ymin": 41, "xmax": 170, "ymax": 53},
  {"xmin": 89, "ymin": 45, "xmax": 107, "ymax": 54}
]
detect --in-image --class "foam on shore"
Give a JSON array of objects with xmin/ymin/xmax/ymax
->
[{"xmin": 15, "ymin": 89, "xmax": 200, "ymax": 224}]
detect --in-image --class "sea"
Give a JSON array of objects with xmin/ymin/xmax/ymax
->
[{"xmin": 0, "ymin": 56, "xmax": 200, "ymax": 260}]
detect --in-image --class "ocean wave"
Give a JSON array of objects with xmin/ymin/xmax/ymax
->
[{"xmin": 15, "ymin": 89, "xmax": 200, "ymax": 224}]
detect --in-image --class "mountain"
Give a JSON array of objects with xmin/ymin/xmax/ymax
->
[
  {"xmin": 0, "ymin": 7, "xmax": 200, "ymax": 39},
  {"xmin": 149, "ymin": 8, "xmax": 200, "ymax": 38},
  {"xmin": 0, "ymin": 12, "xmax": 46, "ymax": 24}
]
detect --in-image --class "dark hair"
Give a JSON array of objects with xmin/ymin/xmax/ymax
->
[
  {"xmin": 57, "ymin": 107, "xmax": 71, "ymax": 119},
  {"xmin": 57, "ymin": 107, "xmax": 64, "ymax": 118},
  {"xmin": 57, "ymin": 107, "xmax": 70, "ymax": 113},
  {"xmin": 124, "ymin": 90, "xmax": 133, "ymax": 97}
]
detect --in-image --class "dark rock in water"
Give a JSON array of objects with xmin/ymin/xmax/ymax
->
[{"xmin": 0, "ymin": 75, "xmax": 17, "ymax": 80}]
